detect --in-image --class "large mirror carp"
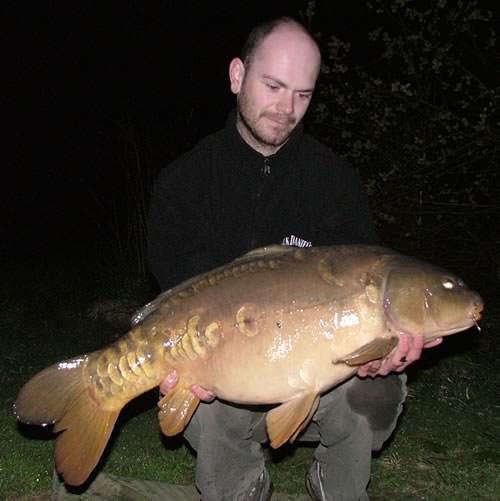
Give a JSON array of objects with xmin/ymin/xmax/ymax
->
[{"xmin": 14, "ymin": 245, "xmax": 483, "ymax": 485}]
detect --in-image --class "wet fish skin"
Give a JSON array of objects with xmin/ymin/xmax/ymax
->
[{"xmin": 13, "ymin": 245, "xmax": 483, "ymax": 486}]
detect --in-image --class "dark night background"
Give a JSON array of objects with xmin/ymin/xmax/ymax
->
[
  {"xmin": 1, "ymin": 1, "xmax": 382, "ymax": 259},
  {"xmin": 2, "ymin": 1, "xmax": 498, "ymax": 273}
]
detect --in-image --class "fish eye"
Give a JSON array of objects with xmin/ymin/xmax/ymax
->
[{"xmin": 442, "ymin": 278, "xmax": 455, "ymax": 290}]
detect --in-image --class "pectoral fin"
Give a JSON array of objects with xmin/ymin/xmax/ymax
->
[
  {"xmin": 266, "ymin": 392, "xmax": 320, "ymax": 448},
  {"xmin": 157, "ymin": 385, "xmax": 200, "ymax": 436},
  {"xmin": 334, "ymin": 337, "xmax": 399, "ymax": 366}
]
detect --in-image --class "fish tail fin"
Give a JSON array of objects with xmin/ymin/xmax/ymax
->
[
  {"xmin": 14, "ymin": 357, "xmax": 120, "ymax": 486},
  {"xmin": 53, "ymin": 397, "xmax": 119, "ymax": 486}
]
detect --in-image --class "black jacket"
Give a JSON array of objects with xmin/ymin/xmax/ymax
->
[{"xmin": 148, "ymin": 113, "xmax": 378, "ymax": 291}]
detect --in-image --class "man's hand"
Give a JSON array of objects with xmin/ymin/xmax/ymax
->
[
  {"xmin": 160, "ymin": 369, "xmax": 216, "ymax": 402},
  {"xmin": 356, "ymin": 333, "xmax": 443, "ymax": 378}
]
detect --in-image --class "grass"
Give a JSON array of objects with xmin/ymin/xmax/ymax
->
[
  {"xmin": 369, "ymin": 345, "xmax": 500, "ymax": 500},
  {"xmin": 1, "ymin": 249, "xmax": 499, "ymax": 500}
]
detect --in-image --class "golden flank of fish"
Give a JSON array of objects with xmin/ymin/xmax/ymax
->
[{"xmin": 14, "ymin": 245, "xmax": 483, "ymax": 485}]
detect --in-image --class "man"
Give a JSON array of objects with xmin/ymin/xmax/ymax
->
[{"xmin": 148, "ymin": 16, "xmax": 441, "ymax": 501}]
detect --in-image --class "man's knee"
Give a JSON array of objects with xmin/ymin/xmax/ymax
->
[
  {"xmin": 345, "ymin": 374, "xmax": 407, "ymax": 432},
  {"xmin": 304, "ymin": 381, "xmax": 373, "ymax": 446},
  {"xmin": 184, "ymin": 400, "xmax": 264, "ymax": 450}
]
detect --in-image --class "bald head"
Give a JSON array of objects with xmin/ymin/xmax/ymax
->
[
  {"xmin": 229, "ymin": 17, "xmax": 321, "ymax": 156},
  {"xmin": 241, "ymin": 17, "xmax": 321, "ymax": 72}
]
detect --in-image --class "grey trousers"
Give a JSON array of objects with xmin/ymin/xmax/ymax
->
[{"xmin": 184, "ymin": 374, "xmax": 407, "ymax": 501}]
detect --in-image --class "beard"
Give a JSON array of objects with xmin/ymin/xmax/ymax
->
[{"xmin": 237, "ymin": 88, "xmax": 296, "ymax": 149}]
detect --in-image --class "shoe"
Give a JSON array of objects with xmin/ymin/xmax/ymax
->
[
  {"xmin": 306, "ymin": 462, "xmax": 371, "ymax": 501},
  {"xmin": 305, "ymin": 461, "xmax": 329, "ymax": 501},
  {"xmin": 246, "ymin": 469, "xmax": 273, "ymax": 501}
]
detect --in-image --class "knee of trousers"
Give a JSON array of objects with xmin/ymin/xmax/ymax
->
[
  {"xmin": 310, "ymin": 375, "xmax": 407, "ymax": 448},
  {"xmin": 346, "ymin": 374, "xmax": 407, "ymax": 449},
  {"xmin": 184, "ymin": 400, "xmax": 265, "ymax": 451}
]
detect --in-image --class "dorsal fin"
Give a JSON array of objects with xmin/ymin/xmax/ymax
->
[
  {"xmin": 133, "ymin": 245, "xmax": 299, "ymax": 325},
  {"xmin": 238, "ymin": 245, "xmax": 296, "ymax": 261}
]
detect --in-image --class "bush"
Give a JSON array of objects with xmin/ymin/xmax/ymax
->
[{"xmin": 309, "ymin": 0, "xmax": 499, "ymax": 284}]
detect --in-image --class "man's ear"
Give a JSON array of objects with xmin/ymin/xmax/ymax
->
[{"xmin": 229, "ymin": 57, "xmax": 245, "ymax": 94}]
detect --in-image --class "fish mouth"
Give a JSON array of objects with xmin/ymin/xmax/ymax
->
[
  {"xmin": 469, "ymin": 306, "xmax": 483, "ymax": 332},
  {"xmin": 383, "ymin": 300, "xmax": 483, "ymax": 338},
  {"xmin": 454, "ymin": 300, "xmax": 484, "ymax": 335},
  {"xmin": 385, "ymin": 314, "xmax": 478, "ymax": 339},
  {"xmin": 432, "ymin": 292, "xmax": 484, "ymax": 336},
  {"xmin": 431, "ymin": 317, "xmax": 478, "ymax": 337}
]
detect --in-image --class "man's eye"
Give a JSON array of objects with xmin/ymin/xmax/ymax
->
[
  {"xmin": 299, "ymin": 93, "xmax": 312, "ymax": 100},
  {"xmin": 266, "ymin": 83, "xmax": 279, "ymax": 91}
]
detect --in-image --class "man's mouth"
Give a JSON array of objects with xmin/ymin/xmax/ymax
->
[{"xmin": 265, "ymin": 114, "xmax": 294, "ymax": 126}]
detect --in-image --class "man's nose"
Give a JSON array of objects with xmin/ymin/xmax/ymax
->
[{"xmin": 277, "ymin": 92, "xmax": 294, "ymax": 114}]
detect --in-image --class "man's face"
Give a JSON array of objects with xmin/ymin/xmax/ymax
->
[{"xmin": 230, "ymin": 26, "xmax": 321, "ymax": 155}]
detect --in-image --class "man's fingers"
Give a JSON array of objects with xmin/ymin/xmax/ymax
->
[
  {"xmin": 357, "ymin": 334, "xmax": 445, "ymax": 378},
  {"xmin": 357, "ymin": 359, "xmax": 382, "ymax": 378},
  {"xmin": 395, "ymin": 333, "xmax": 410, "ymax": 356},
  {"xmin": 160, "ymin": 371, "xmax": 215, "ymax": 402},
  {"xmin": 160, "ymin": 369, "xmax": 178, "ymax": 394},
  {"xmin": 403, "ymin": 335, "xmax": 425, "ymax": 364},
  {"xmin": 191, "ymin": 384, "xmax": 216, "ymax": 402}
]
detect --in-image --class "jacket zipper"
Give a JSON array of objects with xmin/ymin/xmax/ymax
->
[{"xmin": 250, "ymin": 157, "xmax": 271, "ymax": 248}]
